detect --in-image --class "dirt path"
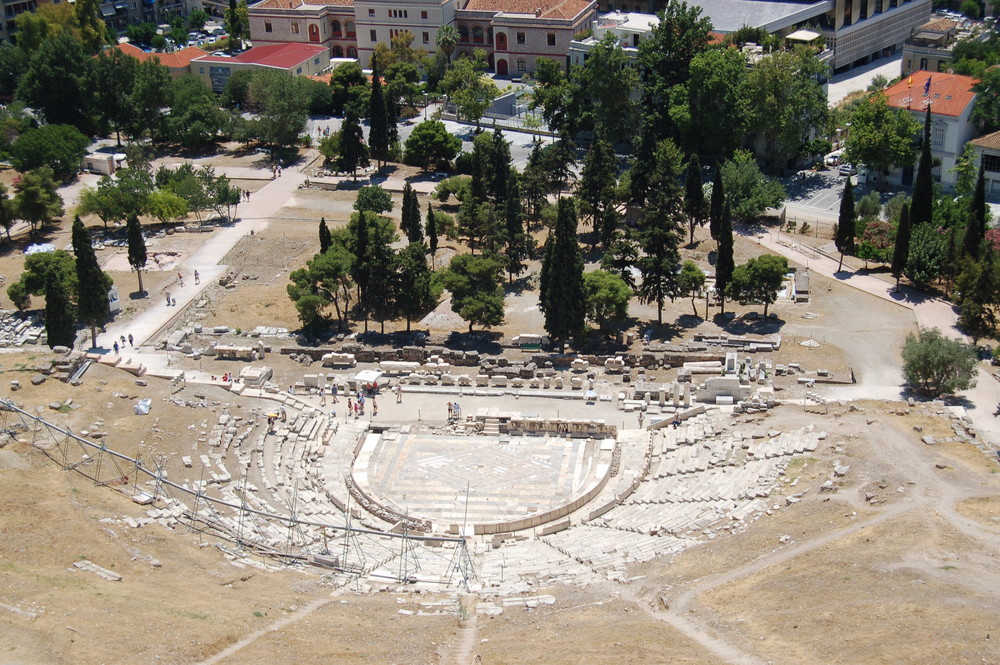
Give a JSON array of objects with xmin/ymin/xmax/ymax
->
[
  {"xmin": 194, "ymin": 595, "xmax": 333, "ymax": 665},
  {"xmin": 443, "ymin": 595, "xmax": 480, "ymax": 665}
]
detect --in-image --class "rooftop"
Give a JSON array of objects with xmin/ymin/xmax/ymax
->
[
  {"xmin": 919, "ymin": 17, "xmax": 958, "ymax": 32},
  {"xmin": 115, "ymin": 43, "xmax": 208, "ymax": 69},
  {"xmin": 968, "ymin": 129, "xmax": 1000, "ymax": 151},
  {"xmin": 193, "ymin": 42, "xmax": 329, "ymax": 69},
  {"xmin": 884, "ymin": 71, "xmax": 978, "ymax": 117},
  {"xmin": 691, "ymin": 0, "xmax": 831, "ymax": 33},
  {"xmin": 464, "ymin": 0, "xmax": 595, "ymax": 20},
  {"xmin": 251, "ymin": 0, "xmax": 353, "ymax": 9}
]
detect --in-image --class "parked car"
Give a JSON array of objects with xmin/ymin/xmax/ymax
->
[
  {"xmin": 838, "ymin": 163, "xmax": 858, "ymax": 176},
  {"xmin": 824, "ymin": 150, "xmax": 843, "ymax": 167}
]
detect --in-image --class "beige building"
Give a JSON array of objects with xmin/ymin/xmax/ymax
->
[
  {"xmin": 249, "ymin": 0, "xmax": 359, "ymax": 58},
  {"xmin": 968, "ymin": 131, "xmax": 1000, "ymax": 198},
  {"xmin": 354, "ymin": 0, "xmax": 459, "ymax": 66}
]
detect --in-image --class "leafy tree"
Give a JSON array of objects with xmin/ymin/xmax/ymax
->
[
  {"xmin": 91, "ymin": 47, "xmax": 138, "ymax": 144},
  {"xmin": 129, "ymin": 58, "xmax": 173, "ymax": 141},
  {"xmin": 436, "ymin": 24, "xmax": 460, "ymax": 63},
  {"xmin": 6, "ymin": 249, "xmax": 77, "ymax": 310},
  {"xmin": 836, "ymin": 176, "xmax": 856, "ymax": 271},
  {"xmin": 906, "ymin": 223, "xmax": 947, "ymax": 287},
  {"xmin": 155, "ymin": 163, "xmax": 211, "ymax": 220},
  {"xmin": 319, "ymin": 217, "xmax": 332, "ymax": 254},
  {"xmin": 144, "ymin": 189, "xmax": 189, "ymax": 225},
  {"xmin": 578, "ymin": 130, "xmax": 617, "ymax": 243},
  {"xmin": 720, "ymin": 150, "xmax": 786, "ymax": 222},
  {"xmin": 347, "ymin": 210, "xmax": 397, "ymax": 331},
  {"xmin": 0, "ymin": 183, "xmax": 15, "ymax": 241},
  {"xmin": 845, "ymin": 93, "xmax": 921, "ymax": 185},
  {"xmin": 71, "ymin": 217, "xmax": 113, "ymax": 347},
  {"xmin": 403, "ymin": 120, "xmax": 462, "ymax": 169},
  {"xmin": 901, "ymin": 327, "xmax": 978, "ymax": 395},
  {"xmin": 972, "ymin": 66, "xmax": 1000, "ymax": 132},
  {"xmin": 44, "ymin": 267, "xmax": 76, "ymax": 348},
  {"xmin": 677, "ymin": 260, "xmax": 706, "ymax": 317},
  {"xmin": 442, "ymin": 51, "xmax": 499, "ymax": 130},
  {"xmin": 329, "ymin": 62, "xmax": 369, "ymax": 116},
  {"xmin": 368, "ymin": 54, "xmax": 390, "ymax": 167},
  {"xmin": 287, "ymin": 243, "xmax": 354, "ymax": 332},
  {"xmin": 683, "ymin": 153, "xmax": 705, "ymax": 244},
  {"xmin": 856, "ymin": 219, "xmax": 895, "ymax": 265},
  {"xmin": 393, "ymin": 242, "xmax": 439, "ymax": 330},
  {"xmin": 529, "ymin": 57, "xmax": 579, "ymax": 135},
  {"xmin": 220, "ymin": 69, "xmax": 254, "ymax": 110},
  {"xmin": 0, "ymin": 43, "xmax": 27, "ymax": 100},
  {"xmin": 502, "ymin": 177, "xmax": 532, "ymax": 282},
  {"xmin": 957, "ymin": 251, "xmax": 998, "ymax": 343},
  {"xmin": 539, "ymin": 197, "xmax": 586, "ymax": 343},
  {"xmin": 245, "ymin": 70, "xmax": 310, "ymax": 151},
  {"xmin": 188, "ymin": 8, "xmax": 209, "ymax": 31},
  {"xmin": 582, "ymin": 269, "xmax": 631, "ymax": 333},
  {"xmin": 354, "ymin": 185, "xmax": 393, "ymax": 215},
  {"xmin": 17, "ymin": 33, "xmax": 94, "ymax": 133},
  {"xmin": 715, "ymin": 202, "xmax": 735, "ymax": 314},
  {"xmin": 743, "ymin": 47, "xmax": 828, "ymax": 171},
  {"xmin": 206, "ymin": 174, "xmax": 242, "ymax": 222},
  {"xmin": 911, "ymin": 106, "xmax": 934, "ymax": 228},
  {"xmin": 891, "ymin": 203, "xmax": 912, "ymax": 286},
  {"xmin": 964, "ymin": 163, "xmax": 988, "ymax": 258},
  {"xmin": 224, "ymin": 0, "xmax": 250, "ymax": 52},
  {"xmin": 637, "ymin": 139, "xmax": 685, "ymax": 324},
  {"xmin": 126, "ymin": 215, "xmax": 147, "ymax": 294},
  {"xmin": 9, "ymin": 124, "xmax": 89, "ymax": 179},
  {"xmin": 167, "ymin": 75, "xmax": 227, "ymax": 148},
  {"xmin": 671, "ymin": 47, "xmax": 749, "ymax": 160},
  {"xmin": 575, "ymin": 33, "xmax": 638, "ymax": 144},
  {"xmin": 709, "ymin": 166, "xmax": 724, "ymax": 240},
  {"xmin": 338, "ymin": 110, "xmax": 370, "ymax": 179},
  {"xmin": 15, "ymin": 167, "xmax": 64, "ymax": 234},
  {"xmin": 855, "ymin": 191, "xmax": 882, "ymax": 221},
  {"xmin": 725, "ymin": 254, "xmax": 788, "ymax": 317},
  {"xmin": 439, "ymin": 253, "xmax": 505, "ymax": 332},
  {"xmin": 487, "ymin": 127, "xmax": 511, "ymax": 205},
  {"xmin": 125, "ymin": 22, "xmax": 157, "ymax": 47},
  {"xmin": 600, "ymin": 234, "xmax": 640, "ymax": 291}
]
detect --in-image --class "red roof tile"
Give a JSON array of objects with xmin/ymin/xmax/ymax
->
[
  {"xmin": 464, "ymin": 0, "xmax": 595, "ymax": 20},
  {"xmin": 883, "ymin": 71, "xmax": 978, "ymax": 117},
  {"xmin": 115, "ymin": 43, "xmax": 208, "ymax": 69},
  {"xmin": 252, "ymin": 0, "xmax": 352, "ymax": 8},
  {"xmin": 194, "ymin": 42, "xmax": 328, "ymax": 69}
]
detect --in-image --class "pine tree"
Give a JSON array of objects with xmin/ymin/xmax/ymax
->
[
  {"xmin": 910, "ymin": 106, "xmax": 934, "ymax": 228},
  {"xmin": 319, "ymin": 217, "xmax": 332, "ymax": 254},
  {"xmin": 393, "ymin": 242, "xmax": 436, "ymax": 331},
  {"xmin": 891, "ymin": 203, "xmax": 911, "ymax": 287},
  {"xmin": 426, "ymin": 200, "xmax": 438, "ymax": 261},
  {"xmin": 957, "ymin": 247, "xmax": 998, "ymax": 343},
  {"xmin": 44, "ymin": 268, "xmax": 76, "ymax": 348},
  {"xmin": 709, "ymin": 166, "xmax": 724, "ymax": 241},
  {"xmin": 637, "ymin": 139, "xmax": 684, "ymax": 324},
  {"xmin": 126, "ymin": 214, "xmax": 147, "ymax": 295},
  {"xmin": 368, "ymin": 55, "xmax": 389, "ymax": 167},
  {"xmin": 715, "ymin": 201, "xmax": 735, "ymax": 315},
  {"xmin": 489, "ymin": 127, "xmax": 511, "ymax": 205},
  {"xmin": 964, "ymin": 163, "xmax": 987, "ymax": 258},
  {"xmin": 71, "ymin": 216, "xmax": 112, "ymax": 348},
  {"xmin": 539, "ymin": 197, "xmax": 586, "ymax": 344},
  {"xmin": 684, "ymin": 153, "xmax": 705, "ymax": 245},
  {"xmin": 579, "ymin": 130, "xmax": 616, "ymax": 237},
  {"xmin": 836, "ymin": 176, "xmax": 856, "ymax": 272}
]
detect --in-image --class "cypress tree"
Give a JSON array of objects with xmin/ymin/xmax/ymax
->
[
  {"xmin": 368, "ymin": 54, "xmax": 389, "ymax": 167},
  {"xmin": 126, "ymin": 214, "xmax": 147, "ymax": 295},
  {"xmin": 637, "ymin": 139, "xmax": 684, "ymax": 325},
  {"xmin": 350, "ymin": 210, "xmax": 371, "ymax": 331},
  {"xmin": 910, "ymin": 106, "xmax": 934, "ymax": 228},
  {"xmin": 891, "ymin": 203, "xmax": 911, "ymax": 287},
  {"xmin": 338, "ymin": 110, "xmax": 369, "ymax": 180},
  {"xmin": 715, "ymin": 201, "xmax": 735, "ymax": 315},
  {"xmin": 400, "ymin": 182, "xmax": 414, "ymax": 239},
  {"xmin": 44, "ymin": 268, "xmax": 76, "ymax": 349},
  {"xmin": 504, "ymin": 176, "xmax": 529, "ymax": 282},
  {"xmin": 709, "ymin": 166, "xmax": 724, "ymax": 241},
  {"xmin": 426, "ymin": 200, "xmax": 438, "ymax": 260},
  {"xmin": 964, "ymin": 162, "xmax": 987, "ymax": 258},
  {"xmin": 489, "ymin": 128, "xmax": 511, "ymax": 205},
  {"xmin": 836, "ymin": 176, "xmax": 856, "ymax": 272},
  {"xmin": 319, "ymin": 217, "xmax": 332, "ymax": 254},
  {"xmin": 403, "ymin": 182, "xmax": 422, "ymax": 244},
  {"xmin": 539, "ymin": 197, "xmax": 585, "ymax": 344},
  {"xmin": 71, "ymin": 216, "xmax": 112, "ymax": 349},
  {"xmin": 684, "ymin": 153, "xmax": 705, "ymax": 245}
]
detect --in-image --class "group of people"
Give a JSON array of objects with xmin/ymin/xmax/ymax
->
[
  {"xmin": 111, "ymin": 333, "xmax": 135, "ymax": 355},
  {"xmin": 266, "ymin": 407, "xmax": 287, "ymax": 431},
  {"xmin": 447, "ymin": 401, "xmax": 462, "ymax": 420},
  {"xmin": 271, "ymin": 165, "xmax": 283, "ymax": 179}
]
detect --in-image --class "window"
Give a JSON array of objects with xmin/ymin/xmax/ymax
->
[
  {"xmin": 459, "ymin": 25, "xmax": 469, "ymax": 41},
  {"xmin": 314, "ymin": 57, "xmax": 320, "ymax": 64},
  {"xmin": 297, "ymin": 67, "xmax": 302, "ymax": 74},
  {"xmin": 370, "ymin": 29, "xmax": 377, "ymax": 41},
  {"xmin": 389, "ymin": 9, "xmax": 408, "ymax": 17},
  {"xmin": 421, "ymin": 10, "xmax": 427, "ymax": 18},
  {"xmin": 516, "ymin": 31, "xmax": 525, "ymax": 44},
  {"xmin": 331, "ymin": 20, "xmax": 341, "ymax": 36},
  {"xmin": 517, "ymin": 59, "xmax": 526, "ymax": 71},
  {"xmin": 347, "ymin": 46, "xmax": 357, "ymax": 58},
  {"xmin": 291, "ymin": 21, "xmax": 299, "ymax": 34},
  {"xmin": 932, "ymin": 125, "xmax": 945, "ymax": 147},
  {"xmin": 345, "ymin": 21, "xmax": 355, "ymax": 37},
  {"xmin": 473, "ymin": 25, "xmax": 484, "ymax": 43},
  {"xmin": 368, "ymin": 8, "xmax": 375, "ymax": 16},
  {"xmin": 264, "ymin": 21, "xmax": 272, "ymax": 32},
  {"xmin": 422, "ymin": 31, "xmax": 429, "ymax": 43},
  {"xmin": 333, "ymin": 45, "xmax": 344, "ymax": 57},
  {"xmin": 199, "ymin": 66, "xmax": 205, "ymax": 74},
  {"xmin": 547, "ymin": 32, "xmax": 555, "ymax": 46}
]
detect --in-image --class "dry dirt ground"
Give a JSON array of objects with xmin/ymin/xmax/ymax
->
[{"xmin": 0, "ymin": 153, "xmax": 997, "ymax": 665}]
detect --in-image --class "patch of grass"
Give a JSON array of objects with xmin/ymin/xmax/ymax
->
[
  {"xmin": 57, "ymin": 404, "xmax": 73, "ymax": 413},
  {"xmin": 941, "ymin": 565, "xmax": 957, "ymax": 570},
  {"xmin": 168, "ymin": 609, "xmax": 211, "ymax": 620},
  {"xmin": 253, "ymin": 611, "xmax": 265, "ymax": 618}
]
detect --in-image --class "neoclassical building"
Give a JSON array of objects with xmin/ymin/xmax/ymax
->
[{"xmin": 247, "ymin": 0, "xmax": 598, "ymax": 73}]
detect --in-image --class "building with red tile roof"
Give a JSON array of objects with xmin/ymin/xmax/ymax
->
[
  {"xmin": 191, "ymin": 43, "xmax": 331, "ymax": 92},
  {"xmin": 875, "ymin": 71, "xmax": 979, "ymax": 189},
  {"xmin": 114, "ymin": 44, "xmax": 209, "ymax": 77}
]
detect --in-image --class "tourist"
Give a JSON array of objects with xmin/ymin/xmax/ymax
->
[
  {"xmin": 194, "ymin": 270, "xmax": 200, "ymax": 285},
  {"xmin": 120, "ymin": 335, "xmax": 126, "ymax": 347},
  {"xmin": 127, "ymin": 334, "xmax": 134, "ymax": 347},
  {"xmin": 372, "ymin": 399, "xmax": 378, "ymax": 417},
  {"xmin": 453, "ymin": 401, "xmax": 460, "ymax": 418},
  {"xmin": 331, "ymin": 384, "xmax": 338, "ymax": 403},
  {"xmin": 113, "ymin": 341, "xmax": 119, "ymax": 355},
  {"xmin": 178, "ymin": 272, "xmax": 184, "ymax": 287},
  {"xmin": 638, "ymin": 411, "xmax": 645, "ymax": 427},
  {"xmin": 165, "ymin": 292, "xmax": 172, "ymax": 306},
  {"xmin": 395, "ymin": 384, "xmax": 402, "ymax": 404},
  {"xmin": 447, "ymin": 402, "xmax": 453, "ymax": 420}
]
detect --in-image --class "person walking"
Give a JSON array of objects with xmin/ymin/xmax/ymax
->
[
  {"xmin": 165, "ymin": 292, "xmax": 172, "ymax": 306},
  {"xmin": 127, "ymin": 333, "xmax": 134, "ymax": 347},
  {"xmin": 331, "ymin": 383, "xmax": 338, "ymax": 403},
  {"xmin": 113, "ymin": 341, "xmax": 119, "ymax": 354},
  {"xmin": 177, "ymin": 272, "xmax": 184, "ymax": 287},
  {"xmin": 395, "ymin": 383, "xmax": 402, "ymax": 403},
  {"xmin": 372, "ymin": 399, "xmax": 378, "ymax": 417},
  {"xmin": 447, "ymin": 402, "xmax": 453, "ymax": 420},
  {"xmin": 194, "ymin": 270, "xmax": 200, "ymax": 285}
]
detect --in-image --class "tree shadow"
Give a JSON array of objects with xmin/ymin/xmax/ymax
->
[
  {"xmin": 713, "ymin": 313, "xmax": 785, "ymax": 334},
  {"xmin": 503, "ymin": 274, "xmax": 534, "ymax": 295},
  {"xmin": 128, "ymin": 291, "xmax": 148, "ymax": 300},
  {"xmin": 443, "ymin": 330, "xmax": 503, "ymax": 355},
  {"xmin": 781, "ymin": 170, "xmax": 837, "ymax": 200}
]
